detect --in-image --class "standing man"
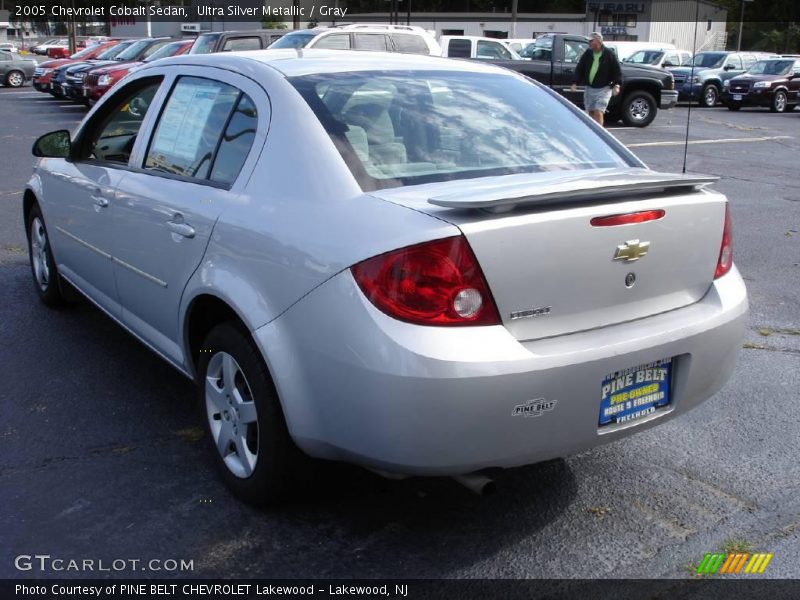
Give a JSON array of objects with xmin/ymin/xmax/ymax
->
[{"xmin": 570, "ymin": 32, "xmax": 622, "ymax": 126}]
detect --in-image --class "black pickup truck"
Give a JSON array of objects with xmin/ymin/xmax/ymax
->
[{"xmin": 489, "ymin": 33, "xmax": 678, "ymax": 127}]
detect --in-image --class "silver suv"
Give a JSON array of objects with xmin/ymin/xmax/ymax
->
[{"xmin": 269, "ymin": 25, "xmax": 441, "ymax": 55}]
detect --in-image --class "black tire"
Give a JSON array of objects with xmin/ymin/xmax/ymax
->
[
  {"xmin": 26, "ymin": 204, "xmax": 64, "ymax": 307},
  {"xmin": 727, "ymin": 103, "xmax": 741, "ymax": 111},
  {"xmin": 699, "ymin": 84, "xmax": 719, "ymax": 108},
  {"xmin": 770, "ymin": 90, "xmax": 788, "ymax": 113},
  {"xmin": 197, "ymin": 322, "xmax": 312, "ymax": 505},
  {"xmin": 5, "ymin": 70, "xmax": 25, "ymax": 88},
  {"xmin": 621, "ymin": 90, "xmax": 657, "ymax": 127}
]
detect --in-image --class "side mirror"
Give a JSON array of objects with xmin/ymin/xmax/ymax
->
[
  {"xmin": 723, "ymin": 64, "xmax": 736, "ymax": 71},
  {"xmin": 32, "ymin": 129, "xmax": 72, "ymax": 158},
  {"xmin": 663, "ymin": 61, "xmax": 674, "ymax": 67}
]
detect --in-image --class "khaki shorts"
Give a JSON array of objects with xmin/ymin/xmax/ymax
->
[{"xmin": 584, "ymin": 86, "xmax": 613, "ymax": 112}]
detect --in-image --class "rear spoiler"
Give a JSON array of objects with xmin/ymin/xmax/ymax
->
[{"xmin": 428, "ymin": 169, "xmax": 718, "ymax": 213}]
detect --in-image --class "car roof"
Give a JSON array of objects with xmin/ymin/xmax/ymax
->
[{"xmin": 149, "ymin": 48, "xmax": 511, "ymax": 78}]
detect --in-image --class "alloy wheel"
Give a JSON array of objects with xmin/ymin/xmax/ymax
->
[
  {"xmin": 628, "ymin": 97, "xmax": 651, "ymax": 123},
  {"xmin": 30, "ymin": 217, "xmax": 50, "ymax": 291},
  {"xmin": 7, "ymin": 71, "xmax": 24, "ymax": 87},
  {"xmin": 774, "ymin": 92, "xmax": 787, "ymax": 112},
  {"xmin": 205, "ymin": 351, "xmax": 260, "ymax": 479}
]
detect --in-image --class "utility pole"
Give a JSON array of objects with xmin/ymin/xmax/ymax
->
[
  {"xmin": 68, "ymin": 0, "xmax": 77, "ymax": 54},
  {"xmin": 511, "ymin": 0, "xmax": 517, "ymax": 38},
  {"xmin": 737, "ymin": 0, "xmax": 754, "ymax": 51}
]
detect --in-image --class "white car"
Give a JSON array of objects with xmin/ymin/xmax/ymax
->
[
  {"xmin": 25, "ymin": 50, "xmax": 747, "ymax": 504},
  {"xmin": 502, "ymin": 38, "xmax": 536, "ymax": 55},
  {"xmin": 269, "ymin": 26, "xmax": 441, "ymax": 56},
  {"xmin": 0, "ymin": 42, "xmax": 19, "ymax": 53},
  {"xmin": 32, "ymin": 38, "xmax": 69, "ymax": 55},
  {"xmin": 440, "ymin": 35, "xmax": 522, "ymax": 60}
]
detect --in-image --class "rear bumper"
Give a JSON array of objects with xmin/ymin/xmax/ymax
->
[
  {"xmin": 255, "ymin": 266, "xmax": 748, "ymax": 476},
  {"xmin": 660, "ymin": 90, "xmax": 679, "ymax": 109}
]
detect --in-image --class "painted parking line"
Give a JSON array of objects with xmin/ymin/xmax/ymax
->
[
  {"xmin": 0, "ymin": 91, "xmax": 43, "ymax": 96},
  {"xmin": 626, "ymin": 135, "xmax": 792, "ymax": 148}
]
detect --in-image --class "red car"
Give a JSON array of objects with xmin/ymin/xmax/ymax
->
[
  {"xmin": 33, "ymin": 40, "xmax": 119, "ymax": 93},
  {"xmin": 82, "ymin": 39, "xmax": 192, "ymax": 105}
]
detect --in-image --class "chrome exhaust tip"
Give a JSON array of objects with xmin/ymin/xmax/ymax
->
[{"xmin": 452, "ymin": 473, "xmax": 496, "ymax": 496}]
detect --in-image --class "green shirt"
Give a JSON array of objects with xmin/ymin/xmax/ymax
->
[{"xmin": 589, "ymin": 50, "xmax": 602, "ymax": 85}]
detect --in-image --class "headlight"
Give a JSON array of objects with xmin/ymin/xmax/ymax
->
[
  {"xmin": 753, "ymin": 81, "xmax": 771, "ymax": 88},
  {"xmin": 722, "ymin": 80, "xmax": 730, "ymax": 88},
  {"xmin": 76, "ymin": 72, "xmax": 85, "ymax": 80},
  {"xmin": 98, "ymin": 74, "xmax": 113, "ymax": 86}
]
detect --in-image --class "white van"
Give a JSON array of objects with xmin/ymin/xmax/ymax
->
[
  {"xmin": 604, "ymin": 41, "xmax": 676, "ymax": 61},
  {"xmin": 440, "ymin": 36, "xmax": 521, "ymax": 60}
]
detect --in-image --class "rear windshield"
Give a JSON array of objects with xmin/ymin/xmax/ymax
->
[
  {"xmin": 290, "ymin": 70, "xmax": 631, "ymax": 190},
  {"xmin": 269, "ymin": 32, "xmax": 316, "ymax": 49},
  {"xmin": 190, "ymin": 33, "xmax": 221, "ymax": 54}
]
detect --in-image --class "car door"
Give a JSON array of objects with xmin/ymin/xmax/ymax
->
[
  {"xmin": 558, "ymin": 37, "xmax": 589, "ymax": 104},
  {"xmin": 790, "ymin": 61, "xmax": 800, "ymax": 103},
  {"xmin": 110, "ymin": 68, "xmax": 267, "ymax": 365},
  {"xmin": 38, "ymin": 77, "xmax": 164, "ymax": 317},
  {"xmin": 0, "ymin": 52, "xmax": 10, "ymax": 78}
]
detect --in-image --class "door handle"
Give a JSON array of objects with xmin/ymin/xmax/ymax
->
[
  {"xmin": 166, "ymin": 219, "xmax": 196, "ymax": 239},
  {"xmin": 91, "ymin": 190, "xmax": 109, "ymax": 208}
]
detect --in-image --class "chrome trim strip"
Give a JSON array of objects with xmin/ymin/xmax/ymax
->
[
  {"xmin": 55, "ymin": 226, "xmax": 112, "ymax": 260},
  {"xmin": 55, "ymin": 226, "xmax": 168, "ymax": 288},
  {"xmin": 112, "ymin": 256, "xmax": 168, "ymax": 288}
]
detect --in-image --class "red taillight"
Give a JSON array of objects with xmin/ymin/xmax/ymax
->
[
  {"xmin": 351, "ymin": 236, "xmax": 501, "ymax": 327},
  {"xmin": 714, "ymin": 203, "xmax": 733, "ymax": 279},
  {"xmin": 590, "ymin": 210, "xmax": 665, "ymax": 227}
]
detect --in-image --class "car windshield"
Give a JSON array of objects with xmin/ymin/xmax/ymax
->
[
  {"xmin": 626, "ymin": 50, "xmax": 664, "ymax": 65},
  {"xmin": 71, "ymin": 45, "xmax": 100, "ymax": 59},
  {"xmin": 144, "ymin": 41, "xmax": 187, "ymax": 62},
  {"xmin": 747, "ymin": 60, "xmax": 793, "ymax": 75},
  {"xmin": 269, "ymin": 32, "xmax": 316, "ymax": 49},
  {"xmin": 96, "ymin": 42, "xmax": 130, "ymax": 60},
  {"xmin": 115, "ymin": 40, "xmax": 151, "ymax": 61},
  {"xmin": 291, "ymin": 70, "xmax": 631, "ymax": 190},
  {"xmin": 189, "ymin": 33, "xmax": 221, "ymax": 54},
  {"xmin": 691, "ymin": 53, "xmax": 726, "ymax": 68}
]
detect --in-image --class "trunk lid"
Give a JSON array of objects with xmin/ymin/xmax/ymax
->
[{"xmin": 369, "ymin": 168, "xmax": 726, "ymax": 341}]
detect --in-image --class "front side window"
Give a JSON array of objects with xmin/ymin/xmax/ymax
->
[
  {"xmin": 564, "ymin": 40, "xmax": 589, "ymax": 63},
  {"xmin": 748, "ymin": 60, "xmax": 793, "ymax": 75},
  {"xmin": 144, "ymin": 77, "xmax": 249, "ymax": 182},
  {"xmin": 725, "ymin": 55, "xmax": 743, "ymax": 69},
  {"xmin": 84, "ymin": 79, "xmax": 162, "ymax": 164},
  {"xmin": 222, "ymin": 37, "xmax": 262, "ymax": 52},
  {"xmin": 691, "ymin": 53, "xmax": 726, "ymax": 68},
  {"xmin": 210, "ymin": 95, "xmax": 258, "ymax": 185},
  {"xmin": 313, "ymin": 34, "xmax": 351, "ymax": 50},
  {"xmin": 291, "ymin": 70, "xmax": 632, "ymax": 190}
]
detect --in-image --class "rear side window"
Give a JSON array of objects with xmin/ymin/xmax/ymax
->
[
  {"xmin": 210, "ymin": 95, "xmax": 258, "ymax": 185},
  {"xmin": 144, "ymin": 77, "xmax": 248, "ymax": 182},
  {"xmin": 391, "ymin": 34, "xmax": 429, "ymax": 55},
  {"xmin": 354, "ymin": 34, "xmax": 388, "ymax": 52},
  {"xmin": 313, "ymin": 34, "xmax": 351, "ymax": 50},
  {"xmin": 222, "ymin": 37, "xmax": 262, "ymax": 52},
  {"xmin": 446, "ymin": 39, "xmax": 471, "ymax": 58}
]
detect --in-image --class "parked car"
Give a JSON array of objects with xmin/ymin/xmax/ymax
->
[
  {"xmin": 32, "ymin": 38, "xmax": 68, "ymax": 55},
  {"xmin": 502, "ymin": 38, "xmax": 536, "ymax": 55},
  {"xmin": 33, "ymin": 41, "xmax": 121, "ymax": 94},
  {"xmin": 82, "ymin": 39, "xmax": 193, "ymax": 104},
  {"xmin": 24, "ymin": 49, "xmax": 746, "ymax": 504},
  {"xmin": 440, "ymin": 35, "xmax": 521, "ymax": 60},
  {"xmin": 605, "ymin": 41, "xmax": 677, "ymax": 62},
  {"xmin": 494, "ymin": 34, "xmax": 678, "ymax": 127},
  {"xmin": 189, "ymin": 29, "xmax": 287, "ymax": 54},
  {"xmin": 669, "ymin": 50, "xmax": 775, "ymax": 107},
  {"xmin": 269, "ymin": 26, "xmax": 441, "ymax": 56},
  {"xmin": 624, "ymin": 48, "xmax": 692, "ymax": 68},
  {"xmin": 722, "ymin": 58, "xmax": 800, "ymax": 112},
  {"xmin": 52, "ymin": 40, "xmax": 139, "ymax": 99},
  {"xmin": 0, "ymin": 42, "xmax": 19, "ymax": 53},
  {"xmin": 0, "ymin": 50, "xmax": 36, "ymax": 87}
]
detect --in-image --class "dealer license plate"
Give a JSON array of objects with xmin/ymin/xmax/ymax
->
[
  {"xmin": 83, "ymin": 87, "xmax": 89, "ymax": 97},
  {"xmin": 598, "ymin": 358, "xmax": 672, "ymax": 427},
  {"xmin": 733, "ymin": 94, "xmax": 743, "ymax": 101}
]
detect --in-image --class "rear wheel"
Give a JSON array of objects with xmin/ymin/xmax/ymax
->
[
  {"xmin": 770, "ymin": 90, "xmax": 788, "ymax": 113},
  {"xmin": 198, "ymin": 323, "xmax": 312, "ymax": 505},
  {"xmin": 700, "ymin": 84, "xmax": 719, "ymax": 108},
  {"xmin": 5, "ymin": 70, "xmax": 24, "ymax": 88},
  {"xmin": 621, "ymin": 90, "xmax": 657, "ymax": 127},
  {"xmin": 26, "ymin": 205, "xmax": 64, "ymax": 306}
]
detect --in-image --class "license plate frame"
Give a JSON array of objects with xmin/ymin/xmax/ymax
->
[
  {"xmin": 598, "ymin": 358, "xmax": 672, "ymax": 427},
  {"xmin": 733, "ymin": 94, "xmax": 743, "ymax": 101}
]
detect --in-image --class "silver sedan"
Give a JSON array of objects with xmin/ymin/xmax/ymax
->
[{"xmin": 24, "ymin": 50, "xmax": 747, "ymax": 504}]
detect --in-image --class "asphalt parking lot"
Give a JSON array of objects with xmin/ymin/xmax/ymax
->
[{"xmin": 1, "ymin": 84, "xmax": 799, "ymax": 581}]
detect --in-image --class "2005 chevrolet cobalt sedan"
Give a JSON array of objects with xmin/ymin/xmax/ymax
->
[{"xmin": 24, "ymin": 50, "xmax": 747, "ymax": 504}]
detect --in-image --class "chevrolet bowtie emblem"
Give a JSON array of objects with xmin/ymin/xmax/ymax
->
[{"xmin": 614, "ymin": 239, "xmax": 650, "ymax": 262}]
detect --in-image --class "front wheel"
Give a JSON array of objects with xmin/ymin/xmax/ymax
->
[
  {"xmin": 770, "ymin": 90, "xmax": 788, "ymax": 113},
  {"xmin": 700, "ymin": 84, "xmax": 719, "ymax": 108},
  {"xmin": 621, "ymin": 90, "xmax": 657, "ymax": 127},
  {"xmin": 198, "ymin": 323, "xmax": 312, "ymax": 505},
  {"xmin": 26, "ymin": 205, "xmax": 64, "ymax": 306},
  {"xmin": 5, "ymin": 70, "xmax": 25, "ymax": 88}
]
